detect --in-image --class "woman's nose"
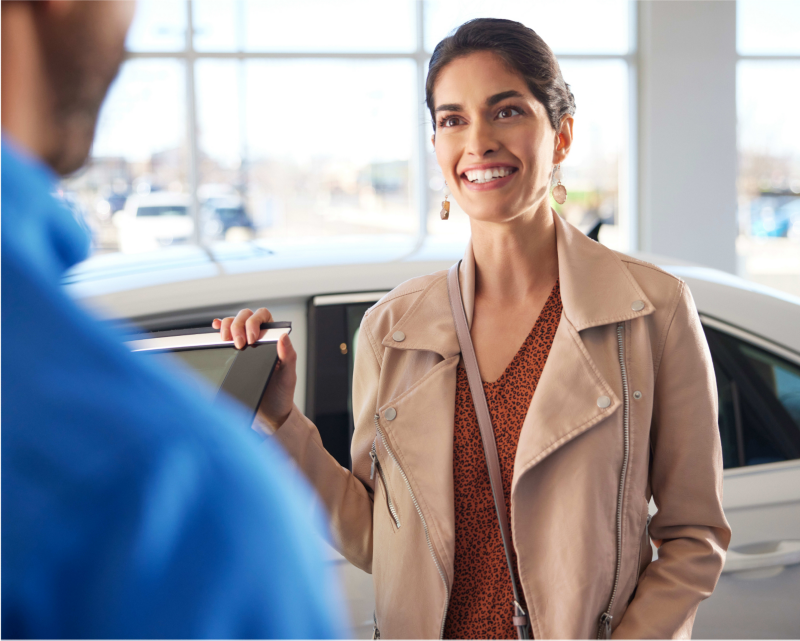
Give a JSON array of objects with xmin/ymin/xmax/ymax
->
[{"xmin": 465, "ymin": 118, "xmax": 499, "ymax": 157}]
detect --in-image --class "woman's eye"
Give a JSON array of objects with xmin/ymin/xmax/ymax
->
[{"xmin": 497, "ymin": 107, "xmax": 521, "ymax": 119}]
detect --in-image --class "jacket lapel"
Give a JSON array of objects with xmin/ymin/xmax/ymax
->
[
  {"xmin": 511, "ymin": 314, "xmax": 621, "ymax": 489},
  {"xmin": 510, "ymin": 212, "xmax": 655, "ymax": 484}
]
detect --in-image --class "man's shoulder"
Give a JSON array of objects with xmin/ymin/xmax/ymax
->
[
  {"xmin": 1, "ymin": 264, "xmax": 346, "ymax": 637},
  {"xmin": 2, "ymin": 253, "xmax": 263, "ymax": 488}
]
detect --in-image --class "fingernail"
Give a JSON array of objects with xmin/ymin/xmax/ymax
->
[
  {"xmin": 247, "ymin": 332, "xmax": 254, "ymax": 344},
  {"xmin": 234, "ymin": 337, "xmax": 243, "ymax": 349}
]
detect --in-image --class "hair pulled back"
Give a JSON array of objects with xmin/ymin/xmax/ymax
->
[{"xmin": 426, "ymin": 18, "xmax": 576, "ymax": 133}]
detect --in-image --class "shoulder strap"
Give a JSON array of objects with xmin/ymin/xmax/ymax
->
[{"xmin": 446, "ymin": 262, "xmax": 531, "ymax": 640}]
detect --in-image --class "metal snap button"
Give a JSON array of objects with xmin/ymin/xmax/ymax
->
[
  {"xmin": 385, "ymin": 407, "xmax": 397, "ymax": 421},
  {"xmin": 392, "ymin": 331, "xmax": 405, "ymax": 342},
  {"xmin": 631, "ymin": 300, "xmax": 645, "ymax": 312},
  {"xmin": 597, "ymin": 395, "xmax": 611, "ymax": 409},
  {"xmin": 633, "ymin": 391, "xmax": 642, "ymax": 400}
]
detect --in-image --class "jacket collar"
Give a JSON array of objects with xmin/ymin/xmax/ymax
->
[{"xmin": 382, "ymin": 210, "xmax": 655, "ymax": 355}]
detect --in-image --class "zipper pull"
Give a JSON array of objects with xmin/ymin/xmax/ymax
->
[
  {"xmin": 369, "ymin": 450, "xmax": 377, "ymax": 480},
  {"xmin": 598, "ymin": 613, "xmax": 613, "ymax": 639}
]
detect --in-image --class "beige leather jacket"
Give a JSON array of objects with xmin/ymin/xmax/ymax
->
[{"xmin": 276, "ymin": 213, "xmax": 731, "ymax": 639}]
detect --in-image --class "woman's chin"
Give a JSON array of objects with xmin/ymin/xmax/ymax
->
[
  {"xmin": 461, "ymin": 198, "xmax": 542, "ymax": 226},
  {"xmin": 464, "ymin": 209, "xmax": 523, "ymax": 225}
]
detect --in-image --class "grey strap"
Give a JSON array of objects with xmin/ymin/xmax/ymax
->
[{"xmin": 447, "ymin": 262, "xmax": 531, "ymax": 640}]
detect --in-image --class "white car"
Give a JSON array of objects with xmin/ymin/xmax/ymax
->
[
  {"xmin": 65, "ymin": 235, "xmax": 800, "ymax": 639},
  {"xmin": 114, "ymin": 192, "xmax": 194, "ymax": 254}
]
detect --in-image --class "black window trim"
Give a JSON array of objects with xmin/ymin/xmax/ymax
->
[{"xmin": 699, "ymin": 314, "xmax": 800, "ymax": 368}]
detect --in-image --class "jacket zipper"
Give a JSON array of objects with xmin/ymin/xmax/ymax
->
[
  {"xmin": 370, "ymin": 440, "xmax": 401, "ymax": 529},
  {"xmin": 597, "ymin": 322, "xmax": 631, "ymax": 640},
  {"xmin": 374, "ymin": 414, "xmax": 450, "ymax": 639}
]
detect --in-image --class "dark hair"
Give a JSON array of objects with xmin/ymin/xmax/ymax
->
[{"xmin": 426, "ymin": 18, "xmax": 576, "ymax": 132}]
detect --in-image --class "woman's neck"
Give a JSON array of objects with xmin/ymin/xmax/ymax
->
[{"xmin": 470, "ymin": 204, "xmax": 559, "ymax": 303}]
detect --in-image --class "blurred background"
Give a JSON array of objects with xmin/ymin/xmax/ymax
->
[{"xmin": 60, "ymin": 0, "xmax": 800, "ymax": 296}]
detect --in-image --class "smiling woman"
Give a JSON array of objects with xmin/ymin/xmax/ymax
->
[{"xmin": 217, "ymin": 17, "xmax": 731, "ymax": 641}]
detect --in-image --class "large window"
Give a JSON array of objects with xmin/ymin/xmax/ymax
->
[
  {"xmin": 736, "ymin": 0, "xmax": 800, "ymax": 297},
  {"xmin": 62, "ymin": 0, "xmax": 634, "ymax": 256}
]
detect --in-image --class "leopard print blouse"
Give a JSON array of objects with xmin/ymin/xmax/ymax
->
[{"xmin": 444, "ymin": 280, "xmax": 562, "ymax": 640}]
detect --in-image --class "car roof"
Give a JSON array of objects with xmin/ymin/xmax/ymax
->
[{"xmin": 65, "ymin": 235, "xmax": 800, "ymax": 355}]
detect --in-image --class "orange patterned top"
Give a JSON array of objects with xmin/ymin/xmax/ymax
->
[{"xmin": 444, "ymin": 280, "xmax": 562, "ymax": 640}]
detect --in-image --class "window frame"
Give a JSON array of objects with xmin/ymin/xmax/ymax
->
[
  {"xmin": 735, "ymin": 6, "xmax": 800, "ymax": 256},
  {"xmin": 123, "ymin": 0, "xmax": 637, "ymax": 249}
]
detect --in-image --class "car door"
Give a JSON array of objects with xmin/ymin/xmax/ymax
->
[{"xmin": 690, "ymin": 316, "xmax": 800, "ymax": 639}]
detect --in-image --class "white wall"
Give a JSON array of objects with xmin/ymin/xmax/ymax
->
[{"xmin": 637, "ymin": 0, "xmax": 738, "ymax": 273}]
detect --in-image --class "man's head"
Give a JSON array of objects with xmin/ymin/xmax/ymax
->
[{"xmin": 1, "ymin": 1, "xmax": 135, "ymax": 175}]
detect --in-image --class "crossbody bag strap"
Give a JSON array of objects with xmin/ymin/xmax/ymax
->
[{"xmin": 446, "ymin": 262, "xmax": 531, "ymax": 640}]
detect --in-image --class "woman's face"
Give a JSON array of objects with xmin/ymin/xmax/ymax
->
[{"xmin": 431, "ymin": 51, "xmax": 572, "ymax": 224}]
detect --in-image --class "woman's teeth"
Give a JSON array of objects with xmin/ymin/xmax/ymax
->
[{"xmin": 464, "ymin": 167, "xmax": 516, "ymax": 184}]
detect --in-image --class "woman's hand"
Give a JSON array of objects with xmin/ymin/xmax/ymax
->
[{"xmin": 213, "ymin": 308, "xmax": 297, "ymax": 429}]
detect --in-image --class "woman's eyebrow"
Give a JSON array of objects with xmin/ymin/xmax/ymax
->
[
  {"xmin": 435, "ymin": 103, "xmax": 461, "ymax": 113},
  {"xmin": 435, "ymin": 90, "xmax": 524, "ymax": 113},
  {"xmin": 486, "ymin": 90, "xmax": 523, "ymax": 106}
]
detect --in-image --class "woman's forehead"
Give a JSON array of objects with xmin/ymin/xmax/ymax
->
[{"xmin": 433, "ymin": 52, "xmax": 533, "ymax": 107}]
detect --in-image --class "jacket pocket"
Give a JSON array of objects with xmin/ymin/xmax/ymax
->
[{"xmin": 370, "ymin": 439, "xmax": 401, "ymax": 531}]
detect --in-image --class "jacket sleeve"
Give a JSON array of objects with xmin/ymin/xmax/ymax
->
[
  {"xmin": 273, "ymin": 315, "xmax": 380, "ymax": 573},
  {"xmin": 614, "ymin": 282, "xmax": 731, "ymax": 639}
]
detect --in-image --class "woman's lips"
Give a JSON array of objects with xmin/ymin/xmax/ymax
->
[{"xmin": 460, "ymin": 169, "xmax": 518, "ymax": 191}]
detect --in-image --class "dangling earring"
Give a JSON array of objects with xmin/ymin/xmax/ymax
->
[
  {"xmin": 552, "ymin": 164, "xmax": 567, "ymax": 205},
  {"xmin": 440, "ymin": 182, "xmax": 451, "ymax": 220}
]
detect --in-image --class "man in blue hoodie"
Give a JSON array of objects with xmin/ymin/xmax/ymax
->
[{"xmin": 1, "ymin": 2, "xmax": 347, "ymax": 637}]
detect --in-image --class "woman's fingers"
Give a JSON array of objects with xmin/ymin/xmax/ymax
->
[
  {"xmin": 276, "ymin": 332, "xmax": 297, "ymax": 372},
  {"xmin": 215, "ymin": 316, "xmax": 236, "ymax": 342},
  {"xmin": 257, "ymin": 332, "xmax": 297, "ymax": 429},
  {"xmin": 230, "ymin": 308, "xmax": 254, "ymax": 349},
  {"xmin": 216, "ymin": 308, "xmax": 276, "ymax": 349},
  {"xmin": 245, "ymin": 307, "xmax": 274, "ymax": 345}
]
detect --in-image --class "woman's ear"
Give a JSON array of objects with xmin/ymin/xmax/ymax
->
[{"xmin": 552, "ymin": 115, "xmax": 574, "ymax": 165}]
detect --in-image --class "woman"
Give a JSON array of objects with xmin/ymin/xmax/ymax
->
[{"xmin": 215, "ymin": 19, "xmax": 730, "ymax": 639}]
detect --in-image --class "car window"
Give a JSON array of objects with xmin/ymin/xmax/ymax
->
[{"xmin": 704, "ymin": 326, "xmax": 800, "ymax": 468}]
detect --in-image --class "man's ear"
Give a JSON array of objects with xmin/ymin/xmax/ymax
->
[{"xmin": 431, "ymin": 133, "xmax": 436, "ymax": 148}]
